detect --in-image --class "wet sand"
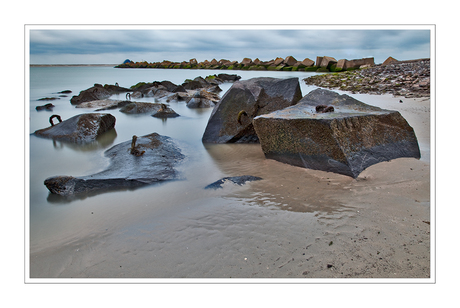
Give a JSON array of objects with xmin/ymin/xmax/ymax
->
[{"xmin": 29, "ymin": 94, "xmax": 431, "ymax": 280}]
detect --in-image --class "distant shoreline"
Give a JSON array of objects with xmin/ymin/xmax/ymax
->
[{"xmin": 30, "ymin": 64, "xmax": 117, "ymax": 67}]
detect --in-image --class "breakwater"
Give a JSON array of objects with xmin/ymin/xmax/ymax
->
[{"xmin": 115, "ymin": 55, "xmax": 375, "ymax": 72}]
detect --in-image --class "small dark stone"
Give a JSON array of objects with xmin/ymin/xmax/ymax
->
[
  {"xmin": 36, "ymin": 103, "xmax": 55, "ymax": 111},
  {"xmin": 316, "ymin": 105, "xmax": 327, "ymax": 112},
  {"xmin": 38, "ymin": 97, "xmax": 60, "ymax": 101},
  {"xmin": 327, "ymin": 264, "xmax": 333, "ymax": 268}
]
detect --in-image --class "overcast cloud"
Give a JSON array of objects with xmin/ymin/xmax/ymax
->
[{"xmin": 29, "ymin": 28, "xmax": 431, "ymax": 65}]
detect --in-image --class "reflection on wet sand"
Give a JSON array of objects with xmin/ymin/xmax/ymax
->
[{"xmin": 204, "ymin": 143, "xmax": 353, "ymax": 213}]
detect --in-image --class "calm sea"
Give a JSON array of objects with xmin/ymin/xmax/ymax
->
[{"xmin": 28, "ymin": 66, "xmax": 321, "ymax": 251}]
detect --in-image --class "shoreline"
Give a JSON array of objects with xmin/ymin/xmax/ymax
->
[
  {"xmin": 30, "ymin": 64, "xmax": 117, "ymax": 67},
  {"xmin": 29, "ymin": 92, "xmax": 431, "ymax": 279}
]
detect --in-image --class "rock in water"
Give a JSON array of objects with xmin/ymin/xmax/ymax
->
[
  {"xmin": 119, "ymin": 102, "xmax": 163, "ymax": 114},
  {"xmin": 118, "ymin": 102, "xmax": 178, "ymax": 116},
  {"xmin": 70, "ymin": 83, "xmax": 131, "ymax": 105},
  {"xmin": 44, "ymin": 133, "xmax": 185, "ymax": 196},
  {"xmin": 70, "ymin": 84, "xmax": 112, "ymax": 105},
  {"xmin": 186, "ymin": 90, "xmax": 217, "ymax": 108},
  {"xmin": 34, "ymin": 113, "xmax": 116, "ymax": 143},
  {"xmin": 35, "ymin": 103, "xmax": 55, "ymax": 111},
  {"xmin": 217, "ymin": 74, "xmax": 241, "ymax": 82},
  {"xmin": 205, "ymin": 175, "xmax": 263, "ymax": 189},
  {"xmin": 253, "ymin": 88, "xmax": 421, "ymax": 178},
  {"xmin": 202, "ymin": 77, "xmax": 302, "ymax": 143},
  {"xmin": 152, "ymin": 104, "xmax": 180, "ymax": 118}
]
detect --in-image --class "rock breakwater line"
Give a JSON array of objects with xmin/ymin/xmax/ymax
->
[
  {"xmin": 304, "ymin": 58, "xmax": 430, "ymax": 98},
  {"xmin": 115, "ymin": 56, "xmax": 373, "ymax": 73}
]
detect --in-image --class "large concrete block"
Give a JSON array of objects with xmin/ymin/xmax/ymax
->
[
  {"xmin": 202, "ymin": 77, "xmax": 302, "ymax": 143},
  {"xmin": 253, "ymin": 88, "xmax": 420, "ymax": 178}
]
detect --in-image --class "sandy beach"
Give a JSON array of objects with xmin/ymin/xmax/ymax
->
[{"xmin": 29, "ymin": 92, "xmax": 431, "ymax": 280}]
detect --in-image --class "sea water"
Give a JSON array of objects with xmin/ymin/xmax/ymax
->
[{"xmin": 28, "ymin": 66, "xmax": 322, "ymax": 252}]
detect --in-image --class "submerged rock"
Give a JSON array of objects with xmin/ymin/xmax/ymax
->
[
  {"xmin": 130, "ymin": 81, "xmax": 186, "ymax": 98},
  {"xmin": 182, "ymin": 80, "xmax": 204, "ymax": 90},
  {"xmin": 119, "ymin": 102, "xmax": 166, "ymax": 114},
  {"xmin": 205, "ymin": 175, "xmax": 263, "ymax": 189},
  {"xmin": 35, "ymin": 103, "xmax": 55, "ymax": 111},
  {"xmin": 253, "ymin": 88, "xmax": 421, "ymax": 178},
  {"xmin": 217, "ymin": 73, "xmax": 241, "ymax": 82},
  {"xmin": 70, "ymin": 83, "xmax": 131, "ymax": 105},
  {"xmin": 44, "ymin": 133, "xmax": 185, "ymax": 196},
  {"xmin": 186, "ymin": 90, "xmax": 218, "ymax": 108},
  {"xmin": 34, "ymin": 113, "xmax": 116, "ymax": 143},
  {"xmin": 70, "ymin": 84, "xmax": 112, "ymax": 105},
  {"xmin": 38, "ymin": 97, "xmax": 60, "ymax": 101},
  {"xmin": 152, "ymin": 104, "xmax": 180, "ymax": 118},
  {"xmin": 75, "ymin": 99, "xmax": 131, "ymax": 110},
  {"xmin": 202, "ymin": 77, "xmax": 302, "ymax": 143}
]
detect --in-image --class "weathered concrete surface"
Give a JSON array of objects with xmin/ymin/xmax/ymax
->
[
  {"xmin": 34, "ymin": 113, "xmax": 116, "ymax": 143},
  {"xmin": 284, "ymin": 56, "xmax": 298, "ymax": 66},
  {"xmin": 336, "ymin": 57, "xmax": 375, "ymax": 70},
  {"xmin": 202, "ymin": 77, "xmax": 303, "ymax": 143},
  {"xmin": 301, "ymin": 58, "xmax": 315, "ymax": 67},
  {"xmin": 253, "ymin": 88, "xmax": 421, "ymax": 178},
  {"xmin": 320, "ymin": 56, "xmax": 338, "ymax": 68},
  {"xmin": 205, "ymin": 175, "xmax": 263, "ymax": 189},
  {"xmin": 44, "ymin": 133, "xmax": 185, "ymax": 196}
]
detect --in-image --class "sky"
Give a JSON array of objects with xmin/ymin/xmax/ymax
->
[{"xmin": 28, "ymin": 27, "xmax": 432, "ymax": 65}]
